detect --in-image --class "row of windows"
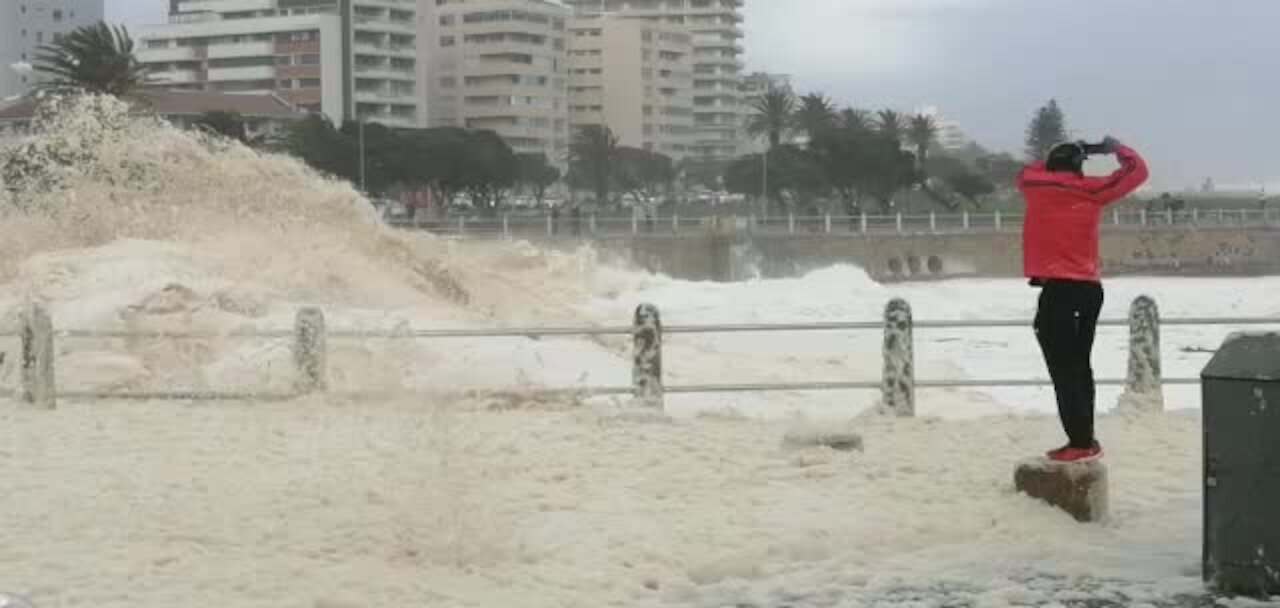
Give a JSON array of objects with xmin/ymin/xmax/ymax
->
[{"xmin": 438, "ymin": 9, "xmax": 565, "ymax": 29}]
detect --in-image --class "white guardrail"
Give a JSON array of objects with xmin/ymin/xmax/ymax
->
[
  {"xmin": 385, "ymin": 207, "xmax": 1280, "ymax": 238},
  {"xmin": 3, "ymin": 297, "xmax": 1278, "ymax": 413}
]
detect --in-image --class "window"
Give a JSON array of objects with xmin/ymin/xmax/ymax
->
[
  {"xmin": 52, "ymin": 9, "xmax": 63, "ymax": 22},
  {"xmin": 440, "ymin": 36, "xmax": 455, "ymax": 47},
  {"xmin": 36, "ymin": 32, "xmax": 43, "ymax": 43}
]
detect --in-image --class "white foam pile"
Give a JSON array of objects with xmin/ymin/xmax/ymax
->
[{"xmin": 1, "ymin": 95, "xmax": 1278, "ymax": 607}]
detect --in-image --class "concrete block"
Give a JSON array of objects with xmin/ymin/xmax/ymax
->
[{"xmin": 1015, "ymin": 458, "xmax": 1109, "ymax": 523}]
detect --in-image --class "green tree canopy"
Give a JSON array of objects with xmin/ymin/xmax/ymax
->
[
  {"xmin": 568, "ymin": 124, "xmax": 619, "ymax": 206},
  {"xmin": 1025, "ymin": 98, "xmax": 1068, "ymax": 160},
  {"xmin": 33, "ymin": 22, "xmax": 150, "ymax": 96},
  {"xmin": 744, "ymin": 83, "xmax": 796, "ymax": 149}
]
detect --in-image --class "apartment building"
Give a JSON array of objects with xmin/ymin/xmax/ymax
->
[
  {"xmin": 0, "ymin": 0, "xmax": 105, "ymax": 100},
  {"xmin": 425, "ymin": 0, "xmax": 571, "ymax": 163},
  {"xmin": 562, "ymin": 0, "xmax": 745, "ymax": 161},
  {"xmin": 915, "ymin": 105, "xmax": 972, "ymax": 152},
  {"xmin": 138, "ymin": 0, "xmax": 426, "ymax": 128},
  {"xmin": 566, "ymin": 15, "xmax": 694, "ymax": 159}
]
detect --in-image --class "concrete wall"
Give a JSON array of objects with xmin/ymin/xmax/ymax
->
[{"xmin": 578, "ymin": 226, "xmax": 1280, "ymax": 283}]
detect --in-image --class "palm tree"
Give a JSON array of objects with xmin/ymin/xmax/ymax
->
[
  {"xmin": 876, "ymin": 109, "xmax": 905, "ymax": 144},
  {"xmin": 907, "ymin": 113, "xmax": 940, "ymax": 167},
  {"xmin": 745, "ymin": 83, "xmax": 796, "ymax": 149},
  {"xmin": 794, "ymin": 93, "xmax": 837, "ymax": 142},
  {"xmin": 838, "ymin": 107, "xmax": 873, "ymax": 132},
  {"xmin": 32, "ymin": 22, "xmax": 150, "ymax": 96},
  {"xmin": 569, "ymin": 124, "xmax": 619, "ymax": 207}
]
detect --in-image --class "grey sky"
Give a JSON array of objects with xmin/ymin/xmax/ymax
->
[{"xmin": 109, "ymin": 0, "xmax": 1279, "ymax": 191}]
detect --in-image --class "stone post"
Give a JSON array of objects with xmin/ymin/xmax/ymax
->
[
  {"xmin": 294, "ymin": 307, "xmax": 328, "ymax": 394},
  {"xmin": 20, "ymin": 303, "xmax": 56, "ymax": 409},
  {"xmin": 632, "ymin": 303, "xmax": 664, "ymax": 408},
  {"xmin": 1118, "ymin": 295, "xmax": 1163, "ymax": 412},
  {"xmin": 881, "ymin": 298, "xmax": 914, "ymax": 417}
]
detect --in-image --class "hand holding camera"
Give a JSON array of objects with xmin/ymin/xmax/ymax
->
[{"xmin": 1081, "ymin": 136, "xmax": 1123, "ymax": 156}]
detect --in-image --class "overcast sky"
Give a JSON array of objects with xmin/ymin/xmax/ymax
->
[{"xmin": 108, "ymin": 0, "xmax": 1279, "ymax": 191}]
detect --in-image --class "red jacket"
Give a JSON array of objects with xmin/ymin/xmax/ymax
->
[{"xmin": 1018, "ymin": 145, "xmax": 1149, "ymax": 282}]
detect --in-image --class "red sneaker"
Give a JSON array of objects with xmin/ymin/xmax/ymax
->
[{"xmin": 1047, "ymin": 442, "xmax": 1103, "ymax": 463}]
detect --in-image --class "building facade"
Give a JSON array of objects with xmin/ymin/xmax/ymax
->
[
  {"xmin": 425, "ymin": 0, "xmax": 571, "ymax": 163},
  {"xmin": 563, "ymin": 0, "xmax": 745, "ymax": 161},
  {"xmin": 914, "ymin": 105, "xmax": 971, "ymax": 152},
  {"xmin": 138, "ymin": 0, "xmax": 426, "ymax": 129},
  {"xmin": 566, "ymin": 15, "xmax": 693, "ymax": 159},
  {"xmin": 1, "ymin": 0, "xmax": 106, "ymax": 101}
]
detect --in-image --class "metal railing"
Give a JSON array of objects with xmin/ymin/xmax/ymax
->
[
  {"xmin": 384, "ymin": 207, "xmax": 1280, "ymax": 239},
  {"xmin": 5, "ymin": 297, "xmax": 1278, "ymax": 413}
]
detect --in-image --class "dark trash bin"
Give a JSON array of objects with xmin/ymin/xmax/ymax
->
[{"xmin": 1201, "ymin": 332, "xmax": 1280, "ymax": 596}]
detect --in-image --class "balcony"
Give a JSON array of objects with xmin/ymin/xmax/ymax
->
[
  {"xmin": 151, "ymin": 69, "xmax": 203, "ymax": 84},
  {"xmin": 206, "ymin": 65, "xmax": 276, "ymax": 81},
  {"xmin": 206, "ymin": 41, "xmax": 277, "ymax": 60},
  {"xmin": 139, "ymin": 46, "xmax": 198, "ymax": 62}
]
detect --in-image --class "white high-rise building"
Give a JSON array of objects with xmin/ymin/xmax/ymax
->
[
  {"xmin": 915, "ymin": 105, "xmax": 972, "ymax": 152},
  {"xmin": 0, "ymin": 0, "xmax": 105, "ymax": 100},
  {"xmin": 425, "ymin": 0, "xmax": 572, "ymax": 163},
  {"xmin": 138, "ymin": 0, "xmax": 427, "ymax": 128},
  {"xmin": 566, "ymin": 15, "xmax": 694, "ymax": 159},
  {"xmin": 562, "ymin": 0, "xmax": 746, "ymax": 161}
]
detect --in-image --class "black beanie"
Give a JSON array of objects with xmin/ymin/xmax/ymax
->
[{"xmin": 1046, "ymin": 142, "xmax": 1086, "ymax": 174}]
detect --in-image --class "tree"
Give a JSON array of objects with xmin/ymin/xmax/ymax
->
[
  {"xmin": 906, "ymin": 114, "xmax": 939, "ymax": 167},
  {"xmin": 723, "ymin": 145, "xmax": 827, "ymax": 213},
  {"xmin": 1025, "ymin": 98, "xmax": 1068, "ymax": 161},
  {"xmin": 339, "ymin": 120, "xmax": 404, "ymax": 194},
  {"xmin": 457, "ymin": 129, "xmax": 517, "ymax": 212},
  {"xmin": 875, "ymin": 109, "xmax": 905, "ymax": 144},
  {"xmin": 975, "ymin": 152, "xmax": 1024, "ymax": 190},
  {"xmin": 194, "ymin": 111, "xmax": 248, "ymax": 142},
  {"xmin": 744, "ymin": 83, "xmax": 796, "ymax": 149},
  {"xmin": 32, "ymin": 22, "xmax": 150, "ymax": 97},
  {"xmin": 613, "ymin": 147, "xmax": 675, "ymax": 204},
  {"xmin": 838, "ymin": 107, "xmax": 873, "ymax": 132},
  {"xmin": 284, "ymin": 114, "xmax": 358, "ymax": 183},
  {"xmin": 678, "ymin": 158, "xmax": 727, "ymax": 192},
  {"xmin": 794, "ymin": 93, "xmax": 837, "ymax": 142},
  {"xmin": 947, "ymin": 173, "xmax": 996, "ymax": 208},
  {"xmin": 515, "ymin": 153, "xmax": 560, "ymax": 206},
  {"xmin": 568, "ymin": 124, "xmax": 619, "ymax": 206},
  {"xmin": 925, "ymin": 154, "xmax": 992, "ymax": 210}
]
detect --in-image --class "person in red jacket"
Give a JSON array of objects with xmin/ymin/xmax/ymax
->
[{"xmin": 1018, "ymin": 137, "xmax": 1150, "ymax": 462}]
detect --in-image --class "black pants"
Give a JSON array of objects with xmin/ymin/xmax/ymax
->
[{"xmin": 1034, "ymin": 280, "xmax": 1104, "ymax": 448}]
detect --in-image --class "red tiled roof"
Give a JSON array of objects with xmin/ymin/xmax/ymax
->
[{"xmin": 0, "ymin": 90, "xmax": 306, "ymax": 122}]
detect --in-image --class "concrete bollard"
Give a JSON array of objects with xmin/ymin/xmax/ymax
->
[
  {"xmin": 1118, "ymin": 295, "xmax": 1164, "ymax": 412},
  {"xmin": 293, "ymin": 307, "xmax": 328, "ymax": 394},
  {"xmin": 881, "ymin": 298, "xmax": 914, "ymax": 417},
  {"xmin": 20, "ymin": 303, "xmax": 56, "ymax": 409},
  {"xmin": 1015, "ymin": 458, "xmax": 1109, "ymax": 523},
  {"xmin": 632, "ymin": 303, "xmax": 663, "ymax": 408}
]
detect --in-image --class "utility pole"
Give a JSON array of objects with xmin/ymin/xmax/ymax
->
[
  {"xmin": 358, "ymin": 117, "xmax": 366, "ymax": 192},
  {"xmin": 761, "ymin": 147, "xmax": 769, "ymax": 214}
]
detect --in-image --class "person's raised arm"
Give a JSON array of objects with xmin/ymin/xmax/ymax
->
[{"xmin": 1082, "ymin": 137, "xmax": 1150, "ymax": 205}]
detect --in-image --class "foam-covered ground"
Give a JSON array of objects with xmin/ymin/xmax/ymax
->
[{"xmin": 2, "ymin": 95, "xmax": 1278, "ymax": 607}]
